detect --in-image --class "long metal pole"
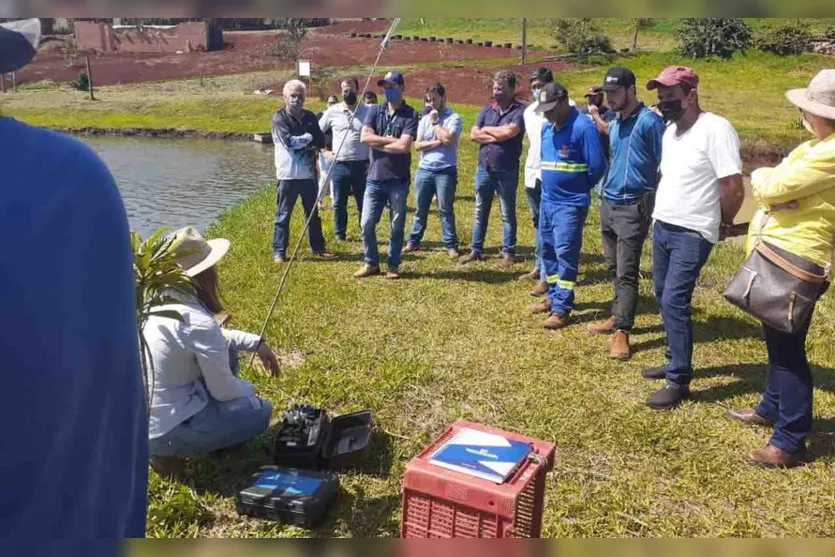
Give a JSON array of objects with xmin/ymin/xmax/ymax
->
[{"xmin": 521, "ymin": 18, "xmax": 528, "ymax": 66}]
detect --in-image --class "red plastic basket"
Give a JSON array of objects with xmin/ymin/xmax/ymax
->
[{"xmin": 401, "ymin": 420, "xmax": 555, "ymax": 538}]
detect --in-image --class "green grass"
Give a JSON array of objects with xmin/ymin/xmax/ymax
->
[{"xmin": 144, "ymin": 114, "xmax": 835, "ymax": 535}]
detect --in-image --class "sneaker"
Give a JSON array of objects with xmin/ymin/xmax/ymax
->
[
  {"xmin": 458, "ymin": 251, "xmax": 483, "ymax": 265},
  {"xmin": 518, "ymin": 268, "xmax": 540, "ymax": 281},
  {"xmin": 544, "ymin": 312, "xmax": 569, "ymax": 330},
  {"xmin": 587, "ymin": 316, "xmax": 616, "ymax": 335},
  {"xmin": 448, "ymin": 249, "xmax": 461, "ymax": 259},
  {"xmin": 646, "ymin": 385, "xmax": 690, "ymax": 410},
  {"xmin": 353, "ymin": 264, "xmax": 381, "ymax": 278},
  {"xmin": 610, "ymin": 331, "xmax": 631, "ymax": 361},
  {"xmin": 386, "ymin": 267, "xmax": 401, "ymax": 280},
  {"xmin": 530, "ymin": 281, "xmax": 549, "ymax": 297},
  {"xmin": 642, "ymin": 365, "xmax": 668, "ymax": 380},
  {"xmin": 403, "ymin": 244, "xmax": 420, "ymax": 253},
  {"xmin": 313, "ymin": 250, "xmax": 338, "ymax": 259},
  {"xmin": 273, "ymin": 255, "xmax": 287, "ymax": 264},
  {"xmin": 500, "ymin": 253, "xmax": 516, "ymax": 268},
  {"xmin": 531, "ymin": 299, "xmax": 552, "ymax": 314}
]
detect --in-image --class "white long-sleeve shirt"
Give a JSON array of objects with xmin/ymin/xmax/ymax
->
[{"xmin": 144, "ymin": 298, "xmax": 262, "ymax": 439}]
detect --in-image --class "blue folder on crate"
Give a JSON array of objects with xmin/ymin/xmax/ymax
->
[{"xmin": 428, "ymin": 427, "xmax": 532, "ymax": 484}]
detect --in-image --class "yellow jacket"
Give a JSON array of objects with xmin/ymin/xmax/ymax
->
[{"xmin": 747, "ymin": 132, "xmax": 835, "ymax": 270}]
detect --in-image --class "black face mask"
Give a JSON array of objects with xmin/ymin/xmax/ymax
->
[
  {"xmin": 660, "ymin": 99, "xmax": 685, "ymax": 122},
  {"xmin": 343, "ymin": 91, "xmax": 358, "ymax": 106}
]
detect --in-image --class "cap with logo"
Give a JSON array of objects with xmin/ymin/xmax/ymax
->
[
  {"xmin": 377, "ymin": 71, "xmax": 405, "ymax": 87},
  {"xmin": 534, "ymin": 83, "xmax": 568, "ymax": 114},
  {"xmin": 647, "ymin": 66, "xmax": 699, "ymax": 91},
  {"xmin": 584, "ymin": 86, "xmax": 603, "ymax": 98},
  {"xmin": 602, "ymin": 67, "xmax": 637, "ymax": 91}
]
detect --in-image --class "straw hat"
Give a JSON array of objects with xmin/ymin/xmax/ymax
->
[
  {"xmin": 169, "ymin": 227, "xmax": 230, "ymax": 278},
  {"xmin": 786, "ymin": 70, "xmax": 835, "ymax": 120},
  {"xmin": 0, "ymin": 18, "xmax": 41, "ymax": 74}
]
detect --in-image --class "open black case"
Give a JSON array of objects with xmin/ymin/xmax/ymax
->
[{"xmin": 273, "ymin": 409, "xmax": 373, "ymax": 470}]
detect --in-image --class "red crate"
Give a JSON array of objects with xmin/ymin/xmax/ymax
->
[{"xmin": 401, "ymin": 420, "xmax": 555, "ymax": 538}]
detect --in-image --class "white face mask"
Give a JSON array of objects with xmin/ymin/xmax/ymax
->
[
  {"xmin": 803, "ymin": 117, "xmax": 815, "ymax": 136},
  {"xmin": 532, "ymin": 88, "xmax": 541, "ymax": 103}
]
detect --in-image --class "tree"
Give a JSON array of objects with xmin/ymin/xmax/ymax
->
[
  {"xmin": 632, "ymin": 18, "xmax": 655, "ymax": 51},
  {"xmin": 675, "ymin": 18, "xmax": 752, "ymax": 59},
  {"xmin": 552, "ymin": 18, "xmax": 614, "ymax": 55},
  {"xmin": 132, "ymin": 229, "xmax": 196, "ymax": 412},
  {"xmin": 266, "ymin": 18, "xmax": 311, "ymax": 60}
]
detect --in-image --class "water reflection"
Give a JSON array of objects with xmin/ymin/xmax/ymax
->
[{"xmin": 83, "ymin": 136, "xmax": 275, "ymax": 237}]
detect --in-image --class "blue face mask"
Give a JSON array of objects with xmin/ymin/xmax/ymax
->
[
  {"xmin": 532, "ymin": 89, "xmax": 541, "ymax": 103},
  {"xmin": 384, "ymin": 89, "xmax": 401, "ymax": 103}
]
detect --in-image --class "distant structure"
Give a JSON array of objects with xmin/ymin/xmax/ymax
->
[{"xmin": 74, "ymin": 20, "xmax": 223, "ymax": 54}]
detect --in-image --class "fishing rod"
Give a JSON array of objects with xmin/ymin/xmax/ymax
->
[{"xmin": 250, "ymin": 18, "xmax": 402, "ymax": 370}]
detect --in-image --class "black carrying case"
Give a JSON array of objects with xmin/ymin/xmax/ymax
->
[{"xmin": 273, "ymin": 408, "xmax": 373, "ymax": 470}]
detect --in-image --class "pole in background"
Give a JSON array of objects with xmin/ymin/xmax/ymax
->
[
  {"xmin": 521, "ymin": 18, "xmax": 528, "ymax": 66},
  {"xmin": 11, "ymin": 72, "xmax": 17, "ymax": 92},
  {"xmin": 1, "ymin": 74, "xmax": 5, "ymax": 93},
  {"xmin": 85, "ymin": 55, "xmax": 95, "ymax": 100}
]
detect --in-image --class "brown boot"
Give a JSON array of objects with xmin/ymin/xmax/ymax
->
[
  {"xmin": 500, "ymin": 253, "xmax": 516, "ymax": 268},
  {"xmin": 610, "ymin": 330, "xmax": 631, "ymax": 361},
  {"xmin": 448, "ymin": 249, "xmax": 460, "ymax": 259},
  {"xmin": 386, "ymin": 266, "xmax": 401, "ymax": 280},
  {"xmin": 530, "ymin": 281, "xmax": 549, "ymax": 297},
  {"xmin": 313, "ymin": 250, "xmax": 338, "ymax": 259},
  {"xmin": 518, "ymin": 268, "xmax": 540, "ymax": 281},
  {"xmin": 727, "ymin": 409, "xmax": 773, "ymax": 427},
  {"xmin": 748, "ymin": 445, "xmax": 807, "ymax": 469},
  {"xmin": 403, "ymin": 243, "xmax": 420, "ymax": 253},
  {"xmin": 531, "ymin": 299, "xmax": 552, "ymax": 314},
  {"xmin": 353, "ymin": 264, "xmax": 381, "ymax": 278},
  {"xmin": 458, "ymin": 251, "xmax": 483, "ymax": 265},
  {"xmin": 149, "ymin": 455, "xmax": 188, "ymax": 480},
  {"xmin": 587, "ymin": 316, "xmax": 616, "ymax": 335},
  {"xmin": 544, "ymin": 313, "xmax": 568, "ymax": 330}
]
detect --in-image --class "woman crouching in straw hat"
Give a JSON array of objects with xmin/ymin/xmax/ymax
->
[
  {"xmin": 726, "ymin": 70, "xmax": 835, "ymax": 468},
  {"xmin": 145, "ymin": 227, "xmax": 280, "ymax": 477}
]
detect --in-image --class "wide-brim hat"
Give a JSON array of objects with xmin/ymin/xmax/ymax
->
[
  {"xmin": 786, "ymin": 69, "xmax": 835, "ymax": 121},
  {"xmin": 169, "ymin": 227, "xmax": 230, "ymax": 278},
  {"xmin": 0, "ymin": 18, "xmax": 41, "ymax": 74}
]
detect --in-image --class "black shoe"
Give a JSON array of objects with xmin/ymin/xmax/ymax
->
[
  {"xmin": 642, "ymin": 365, "xmax": 668, "ymax": 380},
  {"xmin": 646, "ymin": 385, "xmax": 690, "ymax": 410}
]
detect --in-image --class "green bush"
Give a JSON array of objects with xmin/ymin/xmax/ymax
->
[
  {"xmin": 676, "ymin": 18, "xmax": 752, "ymax": 59},
  {"xmin": 552, "ymin": 18, "xmax": 614, "ymax": 54},
  {"xmin": 754, "ymin": 21, "xmax": 813, "ymax": 55},
  {"xmin": 823, "ymin": 26, "xmax": 835, "ymax": 42}
]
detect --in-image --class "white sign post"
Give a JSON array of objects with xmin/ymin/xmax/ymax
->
[{"xmin": 297, "ymin": 59, "xmax": 311, "ymax": 78}]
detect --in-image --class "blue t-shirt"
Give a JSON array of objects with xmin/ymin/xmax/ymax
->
[
  {"xmin": 603, "ymin": 105, "xmax": 666, "ymax": 204},
  {"xmin": 0, "ymin": 118, "xmax": 148, "ymax": 538},
  {"xmin": 363, "ymin": 102, "xmax": 420, "ymax": 183},
  {"xmin": 475, "ymin": 99, "xmax": 526, "ymax": 173},
  {"xmin": 417, "ymin": 107, "xmax": 463, "ymax": 171},
  {"xmin": 540, "ymin": 107, "xmax": 608, "ymax": 207}
]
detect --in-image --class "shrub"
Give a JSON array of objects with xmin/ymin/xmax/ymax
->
[
  {"xmin": 72, "ymin": 72, "xmax": 90, "ymax": 91},
  {"xmin": 552, "ymin": 18, "xmax": 614, "ymax": 54},
  {"xmin": 754, "ymin": 21, "xmax": 813, "ymax": 55},
  {"xmin": 676, "ymin": 18, "xmax": 752, "ymax": 59},
  {"xmin": 823, "ymin": 25, "xmax": 835, "ymax": 42},
  {"xmin": 266, "ymin": 19, "xmax": 309, "ymax": 60}
]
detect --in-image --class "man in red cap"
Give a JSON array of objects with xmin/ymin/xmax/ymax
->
[{"xmin": 641, "ymin": 66, "xmax": 745, "ymax": 410}]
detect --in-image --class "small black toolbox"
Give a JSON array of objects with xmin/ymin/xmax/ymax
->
[
  {"xmin": 235, "ymin": 466, "xmax": 339, "ymax": 528},
  {"xmin": 274, "ymin": 407, "xmax": 373, "ymax": 470}
]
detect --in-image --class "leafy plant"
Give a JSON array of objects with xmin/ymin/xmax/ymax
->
[
  {"xmin": 754, "ymin": 21, "xmax": 813, "ymax": 55},
  {"xmin": 676, "ymin": 18, "xmax": 752, "ymax": 59},
  {"xmin": 822, "ymin": 25, "xmax": 835, "ymax": 42},
  {"xmin": 552, "ymin": 18, "xmax": 614, "ymax": 55},
  {"xmin": 266, "ymin": 18, "xmax": 310, "ymax": 60},
  {"xmin": 72, "ymin": 72, "xmax": 90, "ymax": 91},
  {"xmin": 132, "ymin": 228, "xmax": 196, "ymax": 409}
]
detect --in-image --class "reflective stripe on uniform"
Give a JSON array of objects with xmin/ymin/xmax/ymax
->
[
  {"xmin": 557, "ymin": 279, "xmax": 575, "ymax": 291},
  {"xmin": 546, "ymin": 274, "xmax": 560, "ymax": 285},
  {"xmin": 541, "ymin": 162, "xmax": 589, "ymax": 173}
]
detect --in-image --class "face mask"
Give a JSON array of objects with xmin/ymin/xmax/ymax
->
[
  {"xmin": 802, "ymin": 117, "xmax": 815, "ymax": 136},
  {"xmin": 343, "ymin": 91, "xmax": 358, "ymax": 105},
  {"xmin": 532, "ymin": 88, "xmax": 541, "ymax": 103},
  {"xmin": 384, "ymin": 89, "xmax": 401, "ymax": 103},
  {"xmin": 494, "ymin": 91, "xmax": 510, "ymax": 104},
  {"xmin": 659, "ymin": 99, "xmax": 685, "ymax": 122},
  {"xmin": 287, "ymin": 96, "xmax": 304, "ymax": 110}
]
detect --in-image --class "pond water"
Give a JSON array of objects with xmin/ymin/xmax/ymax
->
[{"xmin": 82, "ymin": 136, "xmax": 275, "ymax": 237}]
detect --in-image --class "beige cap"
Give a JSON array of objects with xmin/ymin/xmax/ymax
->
[
  {"xmin": 169, "ymin": 227, "xmax": 230, "ymax": 278},
  {"xmin": 786, "ymin": 69, "xmax": 835, "ymax": 120}
]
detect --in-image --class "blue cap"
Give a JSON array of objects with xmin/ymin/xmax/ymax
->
[
  {"xmin": 0, "ymin": 19, "xmax": 41, "ymax": 74},
  {"xmin": 377, "ymin": 71, "xmax": 405, "ymax": 87}
]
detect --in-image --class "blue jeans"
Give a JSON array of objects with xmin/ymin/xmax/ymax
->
[
  {"xmin": 525, "ymin": 180, "xmax": 546, "ymax": 281},
  {"xmin": 756, "ymin": 321, "xmax": 815, "ymax": 454},
  {"xmin": 361, "ymin": 180, "xmax": 409, "ymax": 268},
  {"xmin": 149, "ymin": 346, "xmax": 273, "ymax": 457},
  {"xmin": 408, "ymin": 167, "xmax": 459, "ymax": 250},
  {"xmin": 652, "ymin": 221, "xmax": 714, "ymax": 389},
  {"xmin": 541, "ymin": 201, "xmax": 589, "ymax": 318},
  {"xmin": 331, "ymin": 160, "xmax": 368, "ymax": 240},
  {"xmin": 272, "ymin": 179, "xmax": 326, "ymax": 258},
  {"xmin": 471, "ymin": 167, "xmax": 518, "ymax": 255}
]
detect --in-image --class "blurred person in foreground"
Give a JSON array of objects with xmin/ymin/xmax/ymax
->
[
  {"xmin": 364, "ymin": 91, "xmax": 379, "ymax": 106},
  {"xmin": 529, "ymin": 83, "xmax": 607, "ymax": 330},
  {"xmin": 587, "ymin": 67, "xmax": 666, "ymax": 361},
  {"xmin": 404, "ymin": 82, "xmax": 463, "ymax": 258},
  {"xmin": 642, "ymin": 66, "xmax": 745, "ymax": 410},
  {"xmin": 460, "ymin": 69, "xmax": 526, "ymax": 267},
  {"xmin": 356, "ymin": 70, "xmax": 419, "ymax": 279},
  {"xmin": 320, "ymin": 77, "xmax": 370, "ymax": 241},
  {"xmin": 727, "ymin": 70, "xmax": 835, "ymax": 468},
  {"xmin": 0, "ymin": 19, "xmax": 148, "ymax": 537},
  {"xmin": 271, "ymin": 80, "xmax": 336, "ymax": 264},
  {"xmin": 146, "ymin": 228, "xmax": 280, "ymax": 477}
]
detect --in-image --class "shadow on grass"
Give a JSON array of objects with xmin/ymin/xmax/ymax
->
[
  {"xmin": 809, "ymin": 418, "xmax": 835, "ymax": 461},
  {"xmin": 309, "ymin": 491, "xmax": 402, "ymax": 538},
  {"xmin": 630, "ymin": 314, "xmax": 764, "ymax": 354}
]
